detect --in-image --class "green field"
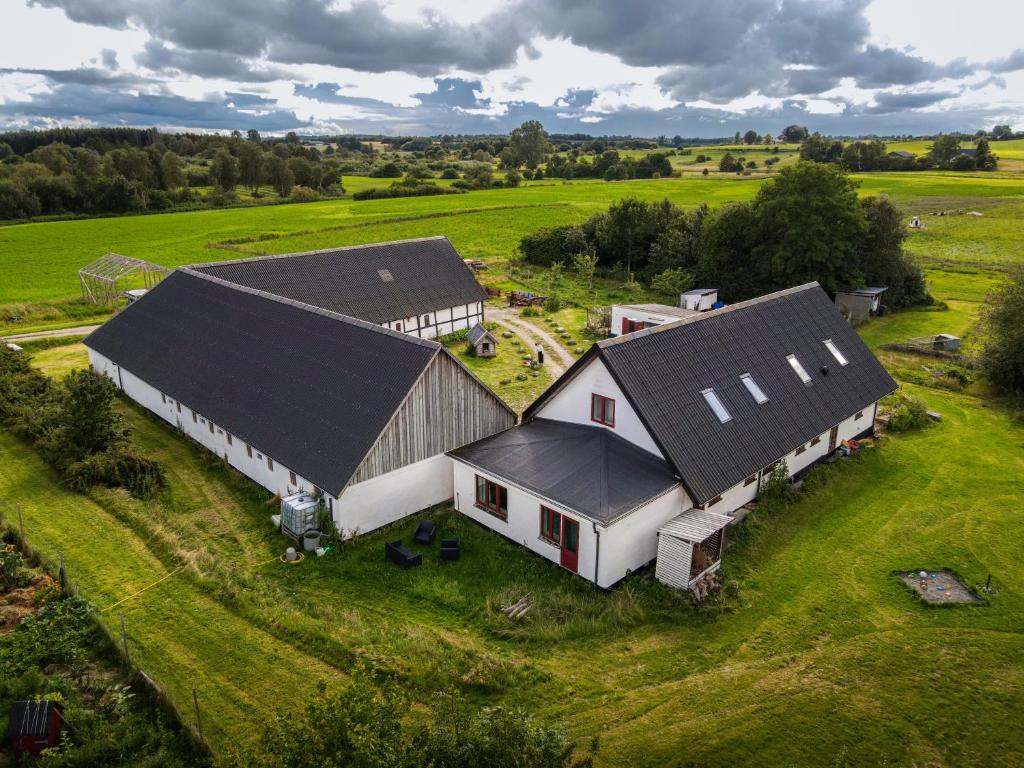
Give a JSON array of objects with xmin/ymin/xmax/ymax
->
[{"xmin": 4, "ymin": 162, "xmax": 1024, "ymax": 766}]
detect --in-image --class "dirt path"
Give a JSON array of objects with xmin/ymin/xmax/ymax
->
[
  {"xmin": 489, "ymin": 307, "xmax": 576, "ymax": 377},
  {"xmin": 3, "ymin": 324, "xmax": 100, "ymax": 342}
]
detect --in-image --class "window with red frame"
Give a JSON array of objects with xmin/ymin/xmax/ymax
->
[
  {"xmin": 475, "ymin": 475, "xmax": 508, "ymax": 519},
  {"xmin": 540, "ymin": 506, "xmax": 562, "ymax": 545},
  {"xmin": 591, "ymin": 393, "xmax": 615, "ymax": 427}
]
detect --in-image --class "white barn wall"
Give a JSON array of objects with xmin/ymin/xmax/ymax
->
[
  {"xmin": 384, "ymin": 301, "xmax": 484, "ymax": 339},
  {"xmin": 597, "ymin": 486, "xmax": 688, "ymax": 588},
  {"xmin": 609, "ymin": 306, "xmax": 677, "ymax": 336},
  {"xmin": 335, "ymin": 454, "xmax": 453, "ymax": 536},
  {"xmin": 453, "ymin": 460, "xmax": 598, "ymax": 581},
  {"xmin": 532, "ymin": 358, "xmax": 663, "ymax": 458}
]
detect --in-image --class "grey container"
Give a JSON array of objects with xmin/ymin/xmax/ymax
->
[{"xmin": 280, "ymin": 492, "xmax": 321, "ymax": 541}]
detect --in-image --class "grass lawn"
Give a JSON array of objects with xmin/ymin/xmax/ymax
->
[{"xmin": 443, "ymin": 326, "xmax": 554, "ymax": 413}]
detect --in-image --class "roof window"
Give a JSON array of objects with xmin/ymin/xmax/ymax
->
[
  {"xmin": 377, "ymin": 269, "xmax": 394, "ymax": 282},
  {"xmin": 702, "ymin": 388, "xmax": 732, "ymax": 423},
  {"xmin": 824, "ymin": 339, "xmax": 848, "ymax": 366},
  {"xmin": 787, "ymin": 354, "xmax": 812, "ymax": 385},
  {"xmin": 740, "ymin": 373, "xmax": 768, "ymax": 404}
]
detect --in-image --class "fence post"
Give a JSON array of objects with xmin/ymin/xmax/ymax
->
[
  {"xmin": 119, "ymin": 612, "xmax": 130, "ymax": 669},
  {"xmin": 17, "ymin": 503, "xmax": 25, "ymax": 548},
  {"xmin": 192, "ymin": 685, "xmax": 205, "ymax": 745}
]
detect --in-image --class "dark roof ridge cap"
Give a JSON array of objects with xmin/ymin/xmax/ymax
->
[
  {"xmin": 599, "ymin": 282, "xmax": 822, "ymax": 349},
  {"xmin": 185, "ymin": 235, "xmax": 451, "ymax": 270},
  {"xmin": 178, "ymin": 268, "xmax": 441, "ymax": 350}
]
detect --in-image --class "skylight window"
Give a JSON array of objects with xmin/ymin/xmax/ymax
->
[
  {"xmin": 702, "ymin": 388, "xmax": 732, "ymax": 423},
  {"xmin": 824, "ymin": 339, "xmax": 848, "ymax": 366},
  {"xmin": 787, "ymin": 354, "xmax": 812, "ymax": 385},
  {"xmin": 740, "ymin": 373, "xmax": 768, "ymax": 404},
  {"xmin": 377, "ymin": 269, "xmax": 394, "ymax": 282}
]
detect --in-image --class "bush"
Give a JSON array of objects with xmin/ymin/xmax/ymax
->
[
  {"xmin": 520, "ymin": 306, "xmax": 541, "ymax": 317},
  {"xmin": 289, "ymin": 185, "xmax": 319, "ymax": 202},
  {"xmin": 1, "ymin": 542, "xmax": 30, "ymax": 591},
  {"xmin": 979, "ymin": 267, "xmax": 1024, "ymax": 397},
  {"xmin": 352, "ymin": 181, "xmax": 465, "ymax": 201},
  {"xmin": 65, "ymin": 449, "xmax": 166, "ymax": 499},
  {"xmin": 544, "ymin": 295, "xmax": 564, "ymax": 312},
  {"xmin": 437, "ymin": 328, "xmax": 470, "ymax": 344},
  {"xmin": 886, "ymin": 393, "xmax": 932, "ymax": 432}
]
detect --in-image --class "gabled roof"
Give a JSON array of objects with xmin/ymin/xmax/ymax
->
[
  {"xmin": 85, "ymin": 269, "xmax": 441, "ymax": 495},
  {"xmin": 449, "ymin": 419, "xmax": 679, "ymax": 524},
  {"xmin": 466, "ymin": 322, "xmax": 496, "ymax": 346},
  {"xmin": 190, "ymin": 236, "xmax": 487, "ymax": 324},
  {"xmin": 525, "ymin": 283, "xmax": 896, "ymax": 504},
  {"xmin": 683, "ymin": 287, "xmax": 718, "ymax": 296},
  {"xmin": 838, "ymin": 286, "xmax": 887, "ymax": 297}
]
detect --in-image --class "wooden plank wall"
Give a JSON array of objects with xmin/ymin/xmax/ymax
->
[
  {"xmin": 654, "ymin": 534, "xmax": 693, "ymax": 590},
  {"xmin": 349, "ymin": 351, "xmax": 514, "ymax": 485}
]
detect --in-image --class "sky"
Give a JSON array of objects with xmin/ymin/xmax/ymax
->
[{"xmin": 0, "ymin": 0, "xmax": 1022, "ymax": 138}]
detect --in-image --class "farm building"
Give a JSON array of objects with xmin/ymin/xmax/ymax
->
[
  {"xmin": 680, "ymin": 287, "xmax": 720, "ymax": 312},
  {"xmin": 466, "ymin": 322, "xmax": 498, "ymax": 357},
  {"xmin": 189, "ymin": 236, "xmax": 487, "ymax": 339},
  {"xmin": 85, "ymin": 268, "xmax": 515, "ymax": 536},
  {"xmin": 450, "ymin": 283, "xmax": 896, "ymax": 589},
  {"xmin": 610, "ymin": 303, "xmax": 699, "ymax": 336},
  {"xmin": 835, "ymin": 286, "xmax": 888, "ymax": 322}
]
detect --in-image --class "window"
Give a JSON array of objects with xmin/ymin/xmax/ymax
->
[
  {"xmin": 740, "ymin": 373, "xmax": 768, "ymax": 404},
  {"xmin": 289, "ymin": 470, "xmax": 297, "ymax": 485},
  {"xmin": 191, "ymin": 411, "xmax": 197, "ymax": 423},
  {"xmin": 824, "ymin": 339, "xmax": 849, "ymax": 366},
  {"xmin": 474, "ymin": 475, "xmax": 508, "ymax": 520},
  {"xmin": 810, "ymin": 436, "xmax": 821, "ymax": 446},
  {"xmin": 706, "ymin": 496, "xmax": 723, "ymax": 508},
  {"xmin": 161, "ymin": 393, "xmax": 166, "ymax": 404},
  {"xmin": 796, "ymin": 444, "xmax": 807, "ymax": 455},
  {"xmin": 246, "ymin": 445, "xmax": 252, "ymax": 458},
  {"xmin": 744, "ymin": 474, "xmax": 757, "ymax": 487},
  {"xmin": 176, "ymin": 401, "xmax": 181, "ymax": 412},
  {"xmin": 787, "ymin": 354, "xmax": 812, "ymax": 384},
  {"xmin": 855, "ymin": 410, "xmax": 864, "ymax": 420},
  {"xmin": 267, "ymin": 457, "xmax": 274, "ymax": 471},
  {"xmin": 226, "ymin": 433, "xmax": 232, "ymax": 445},
  {"xmin": 540, "ymin": 506, "xmax": 562, "ymax": 545},
  {"xmin": 200, "ymin": 417, "xmax": 206, "ymax": 424},
  {"xmin": 208, "ymin": 421, "xmax": 215, "ymax": 434},
  {"xmin": 701, "ymin": 388, "xmax": 732, "ymax": 423},
  {"xmin": 422, "ymin": 314, "xmax": 431, "ymax": 326},
  {"xmin": 377, "ymin": 268, "xmax": 394, "ymax": 282},
  {"xmin": 591, "ymin": 394, "xmax": 615, "ymax": 427}
]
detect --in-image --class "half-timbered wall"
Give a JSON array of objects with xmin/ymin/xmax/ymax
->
[{"xmin": 350, "ymin": 350, "xmax": 515, "ymax": 484}]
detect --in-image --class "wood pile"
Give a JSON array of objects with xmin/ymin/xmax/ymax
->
[
  {"xmin": 501, "ymin": 596, "xmax": 532, "ymax": 619},
  {"xmin": 689, "ymin": 572, "xmax": 720, "ymax": 602}
]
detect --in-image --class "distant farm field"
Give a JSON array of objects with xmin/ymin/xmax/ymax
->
[{"xmin": 2, "ymin": 171, "xmax": 1023, "ymax": 308}]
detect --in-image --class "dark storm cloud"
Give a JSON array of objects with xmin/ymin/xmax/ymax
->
[
  {"xmin": 0, "ymin": 66, "xmax": 150, "ymax": 86},
  {"xmin": 413, "ymin": 78, "xmax": 489, "ymax": 109},
  {"xmin": 865, "ymin": 89, "xmax": 962, "ymax": 114},
  {"xmin": 0, "ymin": 82, "xmax": 309, "ymax": 131},
  {"xmin": 293, "ymin": 82, "xmax": 397, "ymax": 109},
  {"xmin": 135, "ymin": 41, "xmax": 298, "ymax": 83}
]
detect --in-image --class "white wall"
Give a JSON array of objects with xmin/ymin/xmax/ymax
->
[
  {"xmin": 453, "ymin": 460, "xmax": 599, "ymax": 581},
  {"xmin": 609, "ymin": 306, "xmax": 675, "ymax": 336},
  {"xmin": 334, "ymin": 454, "xmax": 453, "ymax": 537},
  {"xmin": 382, "ymin": 301, "xmax": 484, "ymax": 339},
  {"xmin": 90, "ymin": 348, "xmax": 452, "ymax": 536},
  {"xmin": 597, "ymin": 486, "xmax": 688, "ymax": 588},
  {"xmin": 532, "ymin": 357, "xmax": 663, "ymax": 458}
]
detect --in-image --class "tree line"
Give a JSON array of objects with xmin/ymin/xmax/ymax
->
[
  {"xmin": 519, "ymin": 162, "xmax": 930, "ymax": 309},
  {"xmin": 798, "ymin": 133, "xmax": 998, "ymax": 172}
]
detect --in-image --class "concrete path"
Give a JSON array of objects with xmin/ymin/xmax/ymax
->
[
  {"xmin": 489, "ymin": 307, "xmax": 576, "ymax": 377},
  {"xmin": 3, "ymin": 324, "xmax": 100, "ymax": 342}
]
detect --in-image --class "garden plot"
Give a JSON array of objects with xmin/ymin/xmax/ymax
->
[{"xmin": 896, "ymin": 569, "xmax": 983, "ymax": 604}]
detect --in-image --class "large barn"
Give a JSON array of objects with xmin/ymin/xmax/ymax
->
[
  {"xmin": 189, "ymin": 236, "xmax": 487, "ymax": 339},
  {"xmin": 450, "ymin": 283, "xmax": 897, "ymax": 589},
  {"xmin": 85, "ymin": 267, "xmax": 514, "ymax": 536}
]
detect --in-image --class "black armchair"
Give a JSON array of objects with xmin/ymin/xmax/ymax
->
[
  {"xmin": 440, "ymin": 538, "xmax": 460, "ymax": 561},
  {"xmin": 414, "ymin": 520, "xmax": 436, "ymax": 545},
  {"xmin": 385, "ymin": 540, "xmax": 422, "ymax": 568}
]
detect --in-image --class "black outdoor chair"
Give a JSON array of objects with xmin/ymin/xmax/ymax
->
[
  {"xmin": 439, "ymin": 538, "xmax": 461, "ymax": 562},
  {"xmin": 385, "ymin": 540, "xmax": 422, "ymax": 568},
  {"xmin": 414, "ymin": 520, "xmax": 436, "ymax": 545}
]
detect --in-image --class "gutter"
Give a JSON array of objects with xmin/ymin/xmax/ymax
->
[{"xmin": 592, "ymin": 522, "xmax": 602, "ymax": 588}]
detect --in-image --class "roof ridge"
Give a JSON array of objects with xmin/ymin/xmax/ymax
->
[
  {"xmin": 178, "ymin": 268, "xmax": 441, "ymax": 350},
  {"xmin": 600, "ymin": 282, "xmax": 822, "ymax": 348},
  {"xmin": 186, "ymin": 235, "xmax": 451, "ymax": 270}
]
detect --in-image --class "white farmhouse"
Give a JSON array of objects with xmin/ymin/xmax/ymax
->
[
  {"xmin": 189, "ymin": 236, "xmax": 487, "ymax": 339},
  {"xmin": 610, "ymin": 303, "xmax": 699, "ymax": 336},
  {"xmin": 85, "ymin": 267, "xmax": 514, "ymax": 536},
  {"xmin": 450, "ymin": 283, "xmax": 896, "ymax": 589}
]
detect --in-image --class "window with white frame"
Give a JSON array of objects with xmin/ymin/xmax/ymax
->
[
  {"xmin": 787, "ymin": 354, "xmax": 812, "ymax": 384},
  {"xmin": 702, "ymin": 388, "xmax": 732, "ymax": 423},
  {"xmin": 823, "ymin": 339, "xmax": 848, "ymax": 366},
  {"xmin": 740, "ymin": 373, "xmax": 768, "ymax": 404}
]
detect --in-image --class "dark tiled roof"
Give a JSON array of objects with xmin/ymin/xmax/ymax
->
[
  {"xmin": 449, "ymin": 419, "xmax": 679, "ymax": 524},
  {"xmin": 85, "ymin": 270, "xmax": 439, "ymax": 495},
  {"xmin": 191, "ymin": 236, "xmax": 487, "ymax": 324},
  {"xmin": 526, "ymin": 283, "xmax": 896, "ymax": 504}
]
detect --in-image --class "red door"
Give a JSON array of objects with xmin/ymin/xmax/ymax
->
[
  {"xmin": 560, "ymin": 517, "xmax": 579, "ymax": 572},
  {"xmin": 621, "ymin": 317, "xmax": 632, "ymax": 334}
]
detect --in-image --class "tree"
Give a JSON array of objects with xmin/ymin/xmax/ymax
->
[
  {"xmin": 37, "ymin": 369, "xmax": 127, "ymax": 469},
  {"xmin": 780, "ymin": 124, "xmax": 809, "ymax": 143},
  {"xmin": 990, "ymin": 124, "xmax": 1013, "ymax": 140},
  {"xmin": 237, "ymin": 141, "xmax": 263, "ymax": 193},
  {"xmin": 743, "ymin": 130, "xmax": 759, "ymax": 145},
  {"xmin": 974, "ymin": 138, "xmax": 998, "ymax": 170},
  {"xmin": 262, "ymin": 153, "xmax": 294, "ymax": 196},
  {"xmin": 160, "ymin": 150, "xmax": 185, "ymax": 190},
  {"xmin": 718, "ymin": 152, "xmax": 739, "ymax": 172},
  {"xmin": 799, "ymin": 132, "xmax": 835, "ymax": 163},
  {"xmin": 749, "ymin": 161, "xmax": 866, "ymax": 294},
  {"xmin": 979, "ymin": 268, "xmax": 1024, "ymax": 397},
  {"xmin": 572, "ymin": 249, "xmax": 599, "ymax": 289},
  {"xmin": 210, "ymin": 149, "xmax": 239, "ymax": 192},
  {"xmin": 858, "ymin": 196, "xmax": 929, "ymax": 307},
  {"xmin": 590, "ymin": 198, "xmax": 680, "ymax": 275},
  {"xmin": 650, "ymin": 266, "xmax": 694, "ymax": 298},
  {"xmin": 508, "ymin": 120, "xmax": 550, "ymax": 169},
  {"xmin": 927, "ymin": 135, "xmax": 962, "ymax": 168},
  {"xmin": 246, "ymin": 129, "xmax": 262, "ymax": 143},
  {"xmin": 0, "ymin": 142, "xmax": 12, "ymax": 160}
]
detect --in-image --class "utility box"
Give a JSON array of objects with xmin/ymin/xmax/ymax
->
[{"xmin": 280, "ymin": 492, "xmax": 321, "ymax": 541}]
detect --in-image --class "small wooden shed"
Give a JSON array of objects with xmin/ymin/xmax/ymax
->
[
  {"xmin": 466, "ymin": 323, "xmax": 498, "ymax": 357},
  {"xmin": 6, "ymin": 700, "xmax": 63, "ymax": 758}
]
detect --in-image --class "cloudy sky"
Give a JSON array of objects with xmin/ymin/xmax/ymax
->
[{"xmin": 1, "ymin": 0, "xmax": 1022, "ymax": 137}]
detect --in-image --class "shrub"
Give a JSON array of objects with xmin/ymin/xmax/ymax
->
[
  {"xmin": 289, "ymin": 185, "xmax": 319, "ymax": 202},
  {"xmin": 65, "ymin": 449, "xmax": 167, "ymax": 499},
  {"xmin": 544, "ymin": 295, "xmax": 564, "ymax": 312},
  {"xmin": 352, "ymin": 181, "xmax": 465, "ymax": 201},
  {"xmin": 437, "ymin": 328, "xmax": 470, "ymax": 344},
  {"xmin": 758, "ymin": 459, "xmax": 796, "ymax": 507},
  {"xmin": 887, "ymin": 393, "xmax": 932, "ymax": 432},
  {"xmin": 1, "ymin": 543, "xmax": 30, "ymax": 591},
  {"xmin": 520, "ymin": 306, "xmax": 540, "ymax": 317}
]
